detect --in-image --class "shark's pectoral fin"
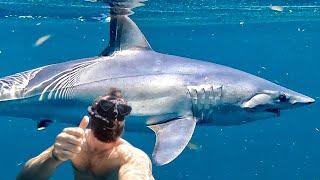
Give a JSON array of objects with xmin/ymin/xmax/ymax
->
[
  {"xmin": 37, "ymin": 119, "xmax": 53, "ymax": 131},
  {"xmin": 148, "ymin": 117, "xmax": 196, "ymax": 166}
]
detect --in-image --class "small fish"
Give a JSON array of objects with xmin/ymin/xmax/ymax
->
[
  {"xmin": 187, "ymin": 142, "xmax": 202, "ymax": 150},
  {"xmin": 270, "ymin": 5, "xmax": 284, "ymax": 12},
  {"xmin": 34, "ymin": 34, "xmax": 51, "ymax": 47},
  {"xmin": 315, "ymin": 128, "xmax": 319, "ymax": 132}
]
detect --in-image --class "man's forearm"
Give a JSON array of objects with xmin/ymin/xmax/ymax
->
[{"xmin": 17, "ymin": 146, "xmax": 63, "ymax": 180}]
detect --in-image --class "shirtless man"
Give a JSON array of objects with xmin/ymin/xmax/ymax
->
[{"xmin": 17, "ymin": 89, "xmax": 154, "ymax": 180}]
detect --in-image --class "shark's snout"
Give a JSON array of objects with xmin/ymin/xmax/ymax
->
[
  {"xmin": 240, "ymin": 88, "xmax": 315, "ymax": 117},
  {"xmin": 290, "ymin": 94, "xmax": 315, "ymax": 106}
]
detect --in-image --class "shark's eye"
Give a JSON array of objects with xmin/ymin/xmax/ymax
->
[{"xmin": 279, "ymin": 94, "xmax": 288, "ymax": 102}]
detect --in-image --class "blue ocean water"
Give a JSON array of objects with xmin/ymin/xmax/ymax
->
[{"xmin": 0, "ymin": 0, "xmax": 319, "ymax": 179}]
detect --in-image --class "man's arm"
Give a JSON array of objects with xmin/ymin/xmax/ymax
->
[
  {"xmin": 16, "ymin": 146, "xmax": 62, "ymax": 180},
  {"xmin": 118, "ymin": 148, "xmax": 154, "ymax": 180},
  {"xmin": 17, "ymin": 116, "xmax": 89, "ymax": 180}
]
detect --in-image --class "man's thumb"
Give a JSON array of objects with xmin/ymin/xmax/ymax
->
[{"xmin": 79, "ymin": 116, "xmax": 89, "ymax": 129}]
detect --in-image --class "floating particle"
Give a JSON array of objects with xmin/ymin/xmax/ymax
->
[
  {"xmin": 286, "ymin": 72, "xmax": 289, "ymax": 76},
  {"xmin": 315, "ymin": 128, "xmax": 319, "ymax": 132},
  {"xmin": 240, "ymin": 21, "xmax": 245, "ymax": 26},
  {"xmin": 187, "ymin": 142, "xmax": 202, "ymax": 150},
  {"xmin": 84, "ymin": 0, "xmax": 97, "ymax": 2},
  {"xmin": 18, "ymin": 15, "xmax": 33, "ymax": 19},
  {"xmin": 261, "ymin": 66, "xmax": 267, "ymax": 70},
  {"xmin": 34, "ymin": 34, "xmax": 51, "ymax": 47},
  {"xmin": 289, "ymin": 9, "xmax": 293, "ymax": 13},
  {"xmin": 36, "ymin": 22, "xmax": 41, "ymax": 26},
  {"xmin": 92, "ymin": 14, "xmax": 110, "ymax": 23},
  {"xmin": 0, "ymin": 50, "xmax": 2, "ymax": 54},
  {"xmin": 270, "ymin": 5, "xmax": 284, "ymax": 12},
  {"xmin": 77, "ymin": 16, "xmax": 85, "ymax": 22}
]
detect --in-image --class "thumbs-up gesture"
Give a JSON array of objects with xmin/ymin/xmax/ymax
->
[{"xmin": 52, "ymin": 116, "xmax": 89, "ymax": 161}]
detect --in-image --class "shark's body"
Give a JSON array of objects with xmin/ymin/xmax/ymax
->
[{"xmin": 0, "ymin": 1, "xmax": 315, "ymax": 165}]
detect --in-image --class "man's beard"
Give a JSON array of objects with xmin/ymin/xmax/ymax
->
[{"xmin": 91, "ymin": 117, "xmax": 124, "ymax": 143}]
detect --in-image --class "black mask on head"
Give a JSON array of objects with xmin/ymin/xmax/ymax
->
[
  {"xmin": 96, "ymin": 98, "xmax": 132, "ymax": 122},
  {"xmin": 88, "ymin": 95, "xmax": 132, "ymax": 142}
]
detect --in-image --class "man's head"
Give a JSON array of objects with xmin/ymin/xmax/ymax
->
[{"xmin": 88, "ymin": 88, "xmax": 132, "ymax": 143}]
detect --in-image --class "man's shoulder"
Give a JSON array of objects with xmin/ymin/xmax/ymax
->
[{"xmin": 116, "ymin": 139, "xmax": 151, "ymax": 163}]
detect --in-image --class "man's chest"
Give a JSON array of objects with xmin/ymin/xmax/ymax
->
[{"xmin": 72, "ymin": 150, "xmax": 123, "ymax": 176}]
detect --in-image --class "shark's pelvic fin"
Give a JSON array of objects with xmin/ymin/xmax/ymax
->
[
  {"xmin": 101, "ymin": 15, "xmax": 152, "ymax": 56},
  {"xmin": 37, "ymin": 119, "xmax": 53, "ymax": 131},
  {"xmin": 148, "ymin": 117, "xmax": 196, "ymax": 166}
]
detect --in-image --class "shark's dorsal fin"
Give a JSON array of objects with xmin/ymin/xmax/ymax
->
[{"xmin": 101, "ymin": 15, "xmax": 152, "ymax": 56}]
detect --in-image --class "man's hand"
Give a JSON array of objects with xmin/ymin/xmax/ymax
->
[{"xmin": 52, "ymin": 116, "xmax": 89, "ymax": 161}]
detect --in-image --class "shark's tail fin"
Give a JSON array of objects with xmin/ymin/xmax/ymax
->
[{"xmin": 0, "ymin": 68, "xmax": 43, "ymax": 101}]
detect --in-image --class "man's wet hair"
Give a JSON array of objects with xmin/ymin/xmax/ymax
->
[{"xmin": 88, "ymin": 88, "xmax": 132, "ymax": 143}]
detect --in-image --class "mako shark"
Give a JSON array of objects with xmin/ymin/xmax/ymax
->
[{"xmin": 0, "ymin": 0, "xmax": 315, "ymax": 165}]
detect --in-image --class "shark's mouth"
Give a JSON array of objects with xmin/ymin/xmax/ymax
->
[{"xmin": 266, "ymin": 108, "xmax": 280, "ymax": 116}]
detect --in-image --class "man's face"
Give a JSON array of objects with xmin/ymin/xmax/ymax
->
[{"xmin": 91, "ymin": 117, "xmax": 124, "ymax": 143}]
